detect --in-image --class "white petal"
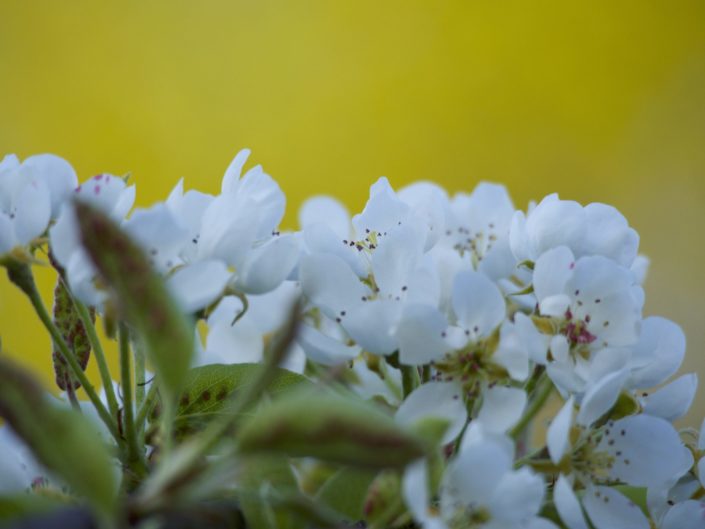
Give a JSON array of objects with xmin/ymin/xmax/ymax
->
[
  {"xmin": 371, "ymin": 223, "xmax": 424, "ymax": 296},
  {"xmin": 397, "ymin": 304, "xmax": 449, "ymax": 365},
  {"xmin": 599, "ymin": 414, "xmax": 692, "ymax": 487},
  {"xmin": 515, "ymin": 312, "xmax": 550, "ymax": 364},
  {"xmin": 395, "ymin": 381, "xmax": 467, "ymax": 445},
  {"xmin": 303, "ymin": 222, "xmax": 367, "ymax": 277},
  {"xmin": 509, "ymin": 210, "xmax": 531, "ymax": 262},
  {"xmin": 661, "ymin": 500, "xmax": 705, "ymax": 529},
  {"xmin": 452, "ymin": 270, "xmax": 505, "ymax": 339},
  {"xmin": 443, "ymin": 439, "xmax": 511, "ymax": 508},
  {"xmin": 299, "ymin": 196, "xmax": 351, "ymax": 239},
  {"xmin": 582, "ymin": 203, "xmax": 639, "ymax": 267},
  {"xmin": 533, "ymin": 246, "xmax": 575, "ymax": 303},
  {"xmin": 643, "ymin": 373, "xmax": 698, "ymax": 422},
  {"xmin": 352, "ymin": 177, "xmax": 409, "ymax": 236},
  {"xmin": 246, "ymin": 281, "xmax": 301, "ymax": 333},
  {"xmin": 489, "ymin": 468, "xmax": 544, "ymax": 523},
  {"xmin": 525, "ymin": 519, "xmax": 561, "ymax": 529},
  {"xmin": 547, "ymin": 396, "xmax": 574, "ymax": 464},
  {"xmin": 14, "ymin": 178, "xmax": 50, "ymax": 245},
  {"xmin": 477, "ymin": 386, "xmax": 526, "ymax": 433},
  {"xmin": 343, "ymin": 300, "xmax": 401, "ymax": 355},
  {"xmin": 198, "ymin": 193, "xmax": 259, "ymax": 266},
  {"xmin": 582, "ymin": 486, "xmax": 649, "ymax": 529},
  {"xmin": 297, "ymin": 324, "xmax": 360, "ymax": 366},
  {"xmin": 221, "ymin": 148, "xmax": 250, "ymax": 194},
  {"xmin": 576, "ymin": 369, "xmax": 628, "ymax": 426},
  {"xmin": 629, "ymin": 317, "xmax": 686, "ymax": 389},
  {"xmin": 525, "ymin": 194, "xmax": 586, "ymax": 258},
  {"xmin": 21, "ymin": 153, "xmax": 78, "ymax": 218},
  {"xmin": 122, "ymin": 203, "xmax": 189, "ymax": 273},
  {"xmin": 402, "ymin": 459, "xmax": 432, "ymax": 524},
  {"xmin": 75, "ymin": 174, "xmax": 131, "ymax": 216},
  {"xmin": 539, "ymin": 294, "xmax": 572, "ymax": 318},
  {"xmin": 237, "ymin": 165, "xmax": 286, "ymax": 239},
  {"xmin": 203, "ymin": 318, "xmax": 263, "ymax": 365},
  {"xmin": 236, "ymin": 234, "xmax": 300, "ymax": 294},
  {"xmin": 0, "ymin": 214, "xmax": 16, "ymax": 254},
  {"xmin": 554, "ymin": 475, "xmax": 590, "ymax": 529},
  {"xmin": 493, "ymin": 320, "xmax": 531, "ymax": 381},
  {"xmin": 167, "ymin": 260, "xmax": 230, "ymax": 313},
  {"xmin": 630, "ymin": 255, "xmax": 649, "ymax": 285},
  {"xmin": 299, "ymin": 253, "xmax": 366, "ymax": 320}
]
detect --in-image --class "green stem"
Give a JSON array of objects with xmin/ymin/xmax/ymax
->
[
  {"xmin": 135, "ymin": 307, "xmax": 300, "ymax": 512},
  {"xmin": 421, "ymin": 364, "xmax": 431, "ymax": 383},
  {"xmin": 133, "ymin": 338, "xmax": 147, "ymax": 454},
  {"xmin": 8, "ymin": 264, "xmax": 121, "ymax": 444},
  {"xmin": 72, "ymin": 295, "xmax": 121, "ymax": 422},
  {"xmin": 510, "ymin": 373, "xmax": 554, "ymax": 440},
  {"xmin": 401, "ymin": 364, "xmax": 420, "ymax": 398},
  {"xmin": 119, "ymin": 323, "xmax": 145, "ymax": 488}
]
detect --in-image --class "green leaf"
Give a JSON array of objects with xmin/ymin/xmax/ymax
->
[
  {"xmin": 74, "ymin": 201, "xmax": 193, "ymax": 395},
  {"xmin": 0, "ymin": 357, "xmax": 117, "ymax": 514},
  {"xmin": 0, "ymin": 494, "xmax": 70, "ymax": 522},
  {"xmin": 51, "ymin": 276, "xmax": 94, "ymax": 391},
  {"xmin": 236, "ymin": 388, "xmax": 428, "ymax": 468},
  {"xmin": 238, "ymin": 457, "xmax": 304, "ymax": 529},
  {"xmin": 614, "ymin": 485, "xmax": 649, "ymax": 516},
  {"xmin": 145, "ymin": 363, "xmax": 312, "ymax": 442},
  {"xmin": 606, "ymin": 391, "xmax": 641, "ymax": 421},
  {"xmin": 315, "ymin": 467, "xmax": 377, "ymax": 522}
]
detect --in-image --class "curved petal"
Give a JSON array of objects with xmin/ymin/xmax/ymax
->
[
  {"xmin": 21, "ymin": 153, "xmax": 78, "ymax": 218},
  {"xmin": 238, "ymin": 165, "xmax": 286, "ymax": 239},
  {"xmin": 343, "ymin": 300, "xmax": 401, "ymax": 355},
  {"xmin": 221, "ymin": 148, "xmax": 250, "ymax": 194},
  {"xmin": 554, "ymin": 475, "xmax": 590, "ymax": 529},
  {"xmin": 299, "ymin": 253, "xmax": 366, "ymax": 320},
  {"xmin": 451, "ymin": 270, "xmax": 506, "ymax": 339},
  {"xmin": 582, "ymin": 486, "xmax": 649, "ymax": 529},
  {"xmin": 582, "ymin": 203, "xmax": 639, "ymax": 267},
  {"xmin": 533, "ymin": 246, "xmax": 575, "ymax": 303},
  {"xmin": 395, "ymin": 381, "xmax": 467, "ymax": 445},
  {"xmin": 526, "ymin": 194, "xmax": 586, "ymax": 258},
  {"xmin": 167, "ymin": 260, "xmax": 230, "ymax": 313},
  {"xmin": 477, "ymin": 386, "xmax": 526, "ymax": 433},
  {"xmin": 236, "ymin": 234, "xmax": 300, "ymax": 294},
  {"xmin": 661, "ymin": 500, "xmax": 705, "ymax": 529},
  {"xmin": 303, "ymin": 222, "xmax": 367, "ymax": 277},
  {"xmin": 299, "ymin": 196, "xmax": 351, "ymax": 239},
  {"xmin": 14, "ymin": 178, "xmax": 50, "ymax": 245},
  {"xmin": 0, "ymin": 214, "xmax": 16, "ymax": 254},
  {"xmin": 122, "ymin": 203, "xmax": 190, "ymax": 273},
  {"xmin": 203, "ymin": 317, "xmax": 263, "ymax": 365},
  {"xmin": 547, "ymin": 396, "xmax": 574, "ymax": 464},
  {"xmin": 352, "ymin": 177, "xmax": 409, "ymax": 236},
  {"xmin": 629, "ymin": 317, "xmax": 686, "ymax": 389},
  {"xmin": 297, "ymin": 324, "xmax": 360, "ymax": 366},
  {"xmin": 599, "ymin": 414, "xmax": 692, "ymax": 487},
  {"xmin": 397, "ymin": 304, "xmax": 449, "ymax": 365},
  {"xmin": 642, "ymin": 373, "xmax": 698, "ymax": 422},
  {"xmin": 371, "ymin": 222, "xmax": 425, "ymax": 296},
  {"xmin": 443, "ymin": 439, "xmax": 511, "ymax": 509},
  {"xmin": 489, "ymin": 467, "xmax": 544, "ymax": 523},
  {"xmin": 576, "ymin": 369, "xmax": 628, "ymax": 426}
]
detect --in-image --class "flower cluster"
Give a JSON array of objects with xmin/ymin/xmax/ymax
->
[{"xmin": 1, "ymin": 150, "xmax": 704, "ymax": 529}]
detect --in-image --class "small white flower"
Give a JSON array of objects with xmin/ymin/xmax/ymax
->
[
  {"xmin": 0, "ymin": 154, "xmax": 78, "ymax": 257},
  {"xmin": 509, "ymin": 194, "xmax": 639, "ymax": 268}
]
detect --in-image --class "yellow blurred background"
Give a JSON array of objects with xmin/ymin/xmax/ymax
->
[{"xmin": 1, "ymin": 1, "xmax": 703, "ymax": 425}]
